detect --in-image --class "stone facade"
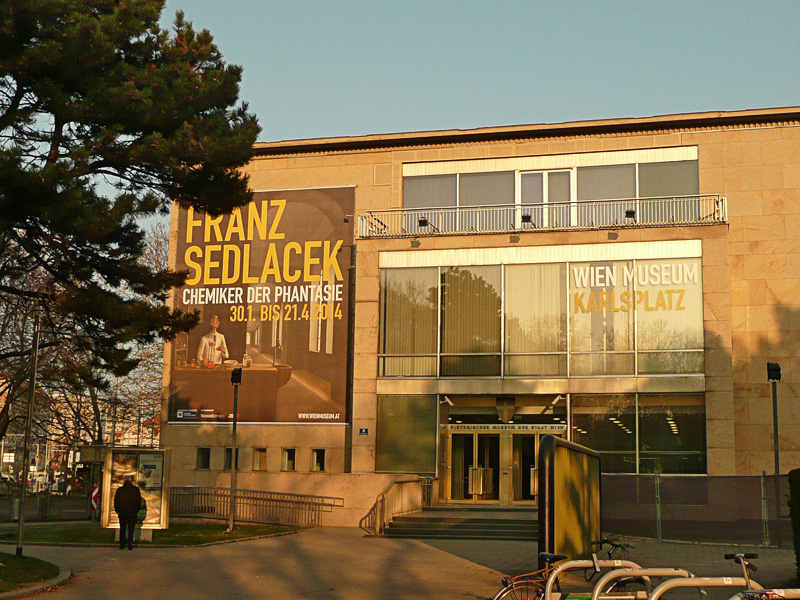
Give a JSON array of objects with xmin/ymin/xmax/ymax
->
[{"xmin": 161, "ymin": 108, "xmax": 800, "ymax": 524}]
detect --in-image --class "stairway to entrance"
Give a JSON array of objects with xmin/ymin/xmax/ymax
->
[{"xmin": 383, "ymin": 506, "xmax": 538, "ymax": 541}]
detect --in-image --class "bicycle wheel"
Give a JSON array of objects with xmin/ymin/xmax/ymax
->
[
  {"xmin": 603, "ymin": 576, "xmax": 648, "ymax": 597},
  {"xmin": 492, "ymin": 579, "xmax": 545, "ymax": 600}
]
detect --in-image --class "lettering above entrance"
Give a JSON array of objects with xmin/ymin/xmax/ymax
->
[{"xmin": 448, "ymin": 424, "xmax": 567, "ymax": 431}]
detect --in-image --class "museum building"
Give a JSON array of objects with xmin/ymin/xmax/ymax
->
[{"xmin": 162, "ymin": 107, "xmax": 800, "ymax": 525}]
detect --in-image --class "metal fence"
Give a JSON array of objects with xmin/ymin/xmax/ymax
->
[
  {"xmin": 602, "ymin": 474, "xmax": 791, "ymax": 547},
  {"xmin": 2, "ymin": 491, "xmax": 92, "ymax": 522},
  {"xmin": 170, "ymin": 486, "xmax": 344, "ymax": 528},
  {"xmin": 358, "ymin": 195, "xmax": 726, "ymax": 238}
]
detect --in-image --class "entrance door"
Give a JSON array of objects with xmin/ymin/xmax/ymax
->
[
  {"xmin": 449, "ymin": 433, "xmax": 500, "ymax": 502},
  {"xmin": 512, "ymin": 434, "xmax": 538, "ymax": 502}
]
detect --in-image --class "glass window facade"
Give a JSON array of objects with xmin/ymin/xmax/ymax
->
[
  {"xmin": 379, "ymin": 268, "xmax": 438, "ymax": 376},
  {"xmin": 441, "ymin": 266, "xmax": 501, "ymax": 376},
  {"xmin": 572, "ymin": 393, "xmax": 706, "ymax": 474},
  {"xmin": 505, "ymin": 263, "xmax": 567, "ymax": 376},
  {"xmin": 569, "ymin": 260, "xmax": 635, "ymax": 376},
  {"xmin": 376, "ymin": 395, "xmax": 437, "ymax": 473},
  {"xmin": 379, "ymin": 257, "xmax": 703, "ymax": 378}
]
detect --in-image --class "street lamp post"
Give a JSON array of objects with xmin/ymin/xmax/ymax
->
[
  {"xmin": 16, "ymin": 314, "xmax": 40, "ymax": 558},
  {"xmin": 767, "ymin": 361, "xmax": 782, "ymax": 546},
  {"xmin": 767, "ymin": 362, "xmax": 781, "ymax": 474},
  {"xmin": 227, "ymin": 368, "xmax": 242, "ymax": 533}
]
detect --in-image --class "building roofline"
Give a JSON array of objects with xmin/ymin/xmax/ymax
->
[{"xmin": 253, "ymin": 106, "xmax": 800, "ymax": 156}]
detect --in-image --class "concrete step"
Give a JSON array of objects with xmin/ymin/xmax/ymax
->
[
  {"xmin": 384, "ymin": 528, "xmax": 537, "ymax": 540},
  {"xmin": 384, "ymin": 507, "xmax": 539, "ymax": 541}
]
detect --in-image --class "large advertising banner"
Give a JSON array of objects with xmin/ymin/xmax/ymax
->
[{"xmin": 168, "ymin": 188, "xmax": 354, "ymax": 424}]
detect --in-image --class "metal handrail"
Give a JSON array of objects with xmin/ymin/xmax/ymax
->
[
  {"xmin": 358, "ymin": 195, "xmax": 725, "ymax": 238},
  {"xmin": 170, "ymin": 486, "xmax": 343, "ymax": 527}
]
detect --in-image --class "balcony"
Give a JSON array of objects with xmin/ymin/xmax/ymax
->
[{"xmin": 358, "ymin": 195, "xmax": 726, "ymax": 239}]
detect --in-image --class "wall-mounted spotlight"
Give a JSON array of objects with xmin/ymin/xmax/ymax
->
[
  {"xmin": 521, "ymin": 214, "xmax": 533, "ymax": 224},
  {"xmin": 625, "ymin": 209, "xmax": 636, "ymax": 220},
  {"xmin": 418, "ymin": 217, "xmax": 429, "ymax": 227}
]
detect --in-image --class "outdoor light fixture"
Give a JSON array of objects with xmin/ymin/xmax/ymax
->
[
  {"xmin": 418, "ymin": 217, "xmax": 429, "ymax": 227},
  {"xmin": 767, "ymin": 362, "xmax": 781, "ymax": 381},
  {"xmin": 625, "ymin": 209, "xmax": 636, "ymax": 220},
  {"xmin": 521, "ymin": 214, "xmax": 533, "ymax": 224}
]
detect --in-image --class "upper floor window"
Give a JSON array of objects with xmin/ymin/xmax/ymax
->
[{"xmin": 402, "ymin": 159, "xmax": 699, "ymax": 210}]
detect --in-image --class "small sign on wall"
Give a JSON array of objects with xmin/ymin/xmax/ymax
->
[{"xmin": 359, "ymin": 428, "xmax": 369, "ymax": 436}]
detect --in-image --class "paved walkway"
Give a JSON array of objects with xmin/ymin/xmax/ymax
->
[{"xmin": 1, "ymin": 526, "xmax": 797, "ymax": 599}]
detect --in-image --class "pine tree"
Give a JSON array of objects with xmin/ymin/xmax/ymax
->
[{"xmin": 0, "ymin": 0, "xmax": 260, "ymax": 376}]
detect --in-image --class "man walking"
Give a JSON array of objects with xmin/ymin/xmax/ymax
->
[{"xmin": 114, "ymin": 475, "xmax": 142, "ymax": 550}]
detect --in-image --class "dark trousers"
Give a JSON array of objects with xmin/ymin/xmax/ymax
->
[{"xmin": 118, "ymin": 516, "xmax": 137, "ymax": 548}]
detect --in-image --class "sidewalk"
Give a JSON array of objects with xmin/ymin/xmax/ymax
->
[{"xmin": 1, "ymin": 525, "xmax": 797, "ymax": 600}]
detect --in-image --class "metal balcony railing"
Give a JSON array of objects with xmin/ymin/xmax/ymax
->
[{"xmin": 357, "ymin": 195, "xmax": 726, "ymax": 239}]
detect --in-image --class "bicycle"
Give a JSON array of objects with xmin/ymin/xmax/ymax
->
[
  {"xmin": 488, "ymin": 552, "xmax": 566, "ymax": 600},
  {"xmin": 645, "ymin": 553, "xmax": 800, "ymax": 600},
  {"xmin": 489, "ymin": 550, "xmax": 643, "ymax": 600},
  {"xmin": 726, "ymin": 553, "xmax": 800, "ymax": 600},
  {"xmin": 592, "ymin": 535, "xmax": 635, "ymax": 562}
]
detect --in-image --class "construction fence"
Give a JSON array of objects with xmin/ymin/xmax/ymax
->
[{"xmin": 602, "ymin": 473, "xmax": 791, "ymax": 547}]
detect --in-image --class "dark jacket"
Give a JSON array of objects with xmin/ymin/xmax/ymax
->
[{"xmin": 114, "ymin": 481, "xmax": 142, "ymax": 519}]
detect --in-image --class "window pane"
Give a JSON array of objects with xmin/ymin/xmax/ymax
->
[
  {"xmin": 571, "ymin": 394, "xmax": 636, "ymax": 473},
  {"xmin": 441, "ymin": 266, "xmax": 501, "ymax": 376},
  {"xmin": 376, "ymin": 395, "xmax": 437, "ymax": 473},
  {"xmin": 638, "ymin": 394, "xmax": 706, "ymax": 474},
  {"xmin": 196, "ymin": 447, "xmax": 211, "ymax": 470},
  {"xmin": 505, "ymin": 263, "xmax": 566, "ymax": 376},
  {"xmin": 521, "ymin": 173, "xmax": 543, "ymax": 205},
  {"xmin": 636, "ymin": 259, "xmax": 703, "ymax": 349},
  {"xmin": 281, "ymin": 448, "xmax": 296, "ymax": 471},
  {"xmin": 379, "ymin": 268, "xmax": 438, "ymax": 376},
  {"xmin": 403, "ymin": 175, "xmax": 457, "ymax": 209},
  {"xmin": 569, "ymin": 260, "xmax": 635, "ymax": 375},
  {"xmin": 441, "ymin": 355, "xmax": 500, "ymax": 376},
  {"xmin": 577, "ymin": 165, "xmax": 636, "ymax": 201},
  {"xmin": 459, "ymin": 171, "xmax": 514, "ymax": 206},
  {"xmin": 548, "ymin": 171, "xmax": 571, "ymax": 204},
  {"xmin": 638, "ymin": 160, "xmax": 699, "ymax": 198},
  {"xmin": 548, "ymin": 171, "xmax": 572, "ymax": 227},
  {"xmin": 252, "ymin": 448, "xmax": 267, "ymax": 471},
  {"xmin": 311, "ymin": 449, "xmax": 325, "ymax": 472},
  {"xmin": 224, "ymin": 448, "xmax": 238, "ymax": 470}
]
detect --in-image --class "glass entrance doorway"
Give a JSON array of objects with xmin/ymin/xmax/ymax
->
[
  {"xmin": 442, "ymin": 393, "xmax": 568, "ymax": 505},
  {"xmin": 450, "ymin": 433, "xmax": 500, "ymax": 502},
  {"xmin": 512, "ymin": 434, "xmax": 538, "ymax": 502},
  {"xmin": 446, "ymin": 428, "xmax": 564, "ymax": 505}
]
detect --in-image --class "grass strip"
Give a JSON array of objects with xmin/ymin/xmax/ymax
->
[
  {"xmin": 0, "ymin": 522, "xmax": 299, "ymax": 546},
  {"xmin": 0, "ymin": 552, "xmax": 60, "ymax": 593}
]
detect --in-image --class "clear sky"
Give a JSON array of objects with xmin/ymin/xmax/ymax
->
[{"xmin": 161, "ymin": 1, "xmax": 800, "ymax": 144}]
